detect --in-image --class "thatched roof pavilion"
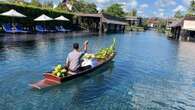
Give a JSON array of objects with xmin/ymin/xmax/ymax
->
[{"xmin": 76, "ymin": 13, "xmax": 127, "ymax": 33}]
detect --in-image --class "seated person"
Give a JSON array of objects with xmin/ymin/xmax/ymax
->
[{"xmin": 65, "ymin": 41, "xmax": 91, "ymax": 73}]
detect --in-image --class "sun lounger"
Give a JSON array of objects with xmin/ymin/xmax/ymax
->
[
  {"xmin": 55, "ymin": 26, "xmax": 71, "ymax": 32},
  {"xmin": 15, "ymin": 24, "xmax": 29, "ymax": 33},
  {"xmin": 35, "ymin": 25, "xmax": 48, "ymax": 33},
  {"xmin": 55, "ymin": 26, "xmax": 65, "ymax": 32},
  {"xmin": 36, "ymin": 25, "xmax": 57, "ymax": 33},
  {"xmin": 2, "ymin": 23, "xmax": 29, "ymax": 33}
]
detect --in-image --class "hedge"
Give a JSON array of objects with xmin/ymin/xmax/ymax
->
[{"xmin": 0, "ymin": 2, "xmax": 75, "ymax": 29}]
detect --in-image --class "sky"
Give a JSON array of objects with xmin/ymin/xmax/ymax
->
[
  {"xmin": 85, "ymin": 0, "xmax": 193, "ymax": 17},
  {"xmin": 0, "ymin": 0, "xmax": 193, "ymax": 17}
]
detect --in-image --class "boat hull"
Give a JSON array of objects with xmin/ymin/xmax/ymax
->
[{"xmin": 30, "ymin": 53, "xmax": 115, "ymax": 90}]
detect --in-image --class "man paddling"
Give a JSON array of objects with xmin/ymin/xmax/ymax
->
[{"xmin": 65, "ymin": 40, "xmax": 91, "ymax": 73}]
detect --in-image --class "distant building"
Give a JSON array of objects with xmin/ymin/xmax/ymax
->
[
  {"xmin": 126, "ymin": 16, "xmax": 143, "ymax": 26},
  {"xmin": 146, "ymin": 18, "xmax": 159, "ymax": 28}
]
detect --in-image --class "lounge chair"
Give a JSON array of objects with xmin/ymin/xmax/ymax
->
[
  {"xmin": 36, "ymin": 25, "xmax": 57, "ymax": 33},
  {"xmin": 55, "ymin": 26, "xmax": 65, "ymax": 32},
  {"xmin": 15, "ymin": 24, "xmax": 29, "ymax": 33},
  {"xmin": 2, "ymin": 23, "xmax": 28, "ymax": 33},
  {"xmin": 35, "ymin": 25, "xmax": 48, "ymax": 33},
  {"xmin": 60, "ymin": 26, "xmax": 71, "ymax": 32},
  {"xmin": 55, "ymin": 25, "xmax": 71, "ymax": 32}
]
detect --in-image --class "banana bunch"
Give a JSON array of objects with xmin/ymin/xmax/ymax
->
[
  {"xmin": 52, "ymin": 64, "xmax": 67, "ymax": 77},
  {"xmin": 95, "ymin": 38, "xmax": 116, "ymax": 60},
  {"xmin": 82, "ymin": 53, "xmax": 95, "ymax": 59}
]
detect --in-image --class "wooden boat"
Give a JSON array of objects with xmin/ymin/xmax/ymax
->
[{"xmin": 29, "ymin": 53, "xmax": 115, "ymax": 90}]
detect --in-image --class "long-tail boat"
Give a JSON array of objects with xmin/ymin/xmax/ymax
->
[{"xmin": 29, "ymin": 53, "xmax": 115, "ymax": 90}]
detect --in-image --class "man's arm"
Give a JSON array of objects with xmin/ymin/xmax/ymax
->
[
  {"xmin": 65, "ymin": 54, "xmax": 69, "ymax": 68},
  {"xmin": 79, "ymin": 40, "xmax": 89, "ymax": 61},
  {"xmin": 83, "ymin": 40, "xmax": 88, "ymax": 53}
]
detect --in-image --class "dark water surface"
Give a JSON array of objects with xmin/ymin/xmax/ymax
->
[{"xmin": 0, "ymin": 31, "xmax": 195, "ymax": 110}]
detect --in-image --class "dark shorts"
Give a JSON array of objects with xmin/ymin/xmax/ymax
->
[{"xmin": 76, "ymin": 65, "xmax": 92, "ymax": 72}]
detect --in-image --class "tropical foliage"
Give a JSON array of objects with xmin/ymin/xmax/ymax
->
[
  {"xmin": 71, "ymin": 1, "xmax": 98, "ymax": 13},
  {"xmin": 157, "ymin": 19, "xmax": 167, "ymax": 33},
  {"xmin": 30, "ymin": 0, "xmax": 41, "ymax": 7},
  {"xmin": 186, "ymin": 0, "xmax": 195, "ymax": 16},
  {"xmin": 174, "ymin": 10, "xmax": 184, "ymax": 18},
  {"xmin": 104, "ymin": 3, "xmax": 126, "ymax": 17}
]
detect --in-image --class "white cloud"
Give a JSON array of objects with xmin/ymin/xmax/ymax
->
[
  {"xmin": 155, "ymin": 0, "xmax": 177, "ymax": 7},
  {"xmin": 159, "ymin": 12, "xmax": 164, "ymax": 17},
  {"xmin": 130, "ymin": 0, "xmax": 138, "ymax": 8},
  {"xmin": 138, "ymin": 10, "xmax": 143, "ymax": 14},
  {"xmin": 158, "ymin": 8, "xmax": 165, "ymax": 12},
  {"xmin": 96, "ymin": 0, "xmax": 110, "ymax": 3},
  {"xmin": 122, "ymin": 5, "xmax": 128, "ymax": 12},
  {"xmin": 173, "ymin": 5, "xmax": 186, "ymax": 12},
  {"xmin": 138, "ymin": 3, "xmax": 148, "ymax": 16},
  {"xmin": 140, "ymin": 4, "xmax": 149, "ymax": 9},
  {"xmin": 182, "ymin": 0, "xmax": 193, "ymax": 6}
]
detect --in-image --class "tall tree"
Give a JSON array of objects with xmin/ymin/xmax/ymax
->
[
  {"xmin": 30, "ymin": 0, "xmax": 41, "ymax": 7},
  {"xmin": 187, "ymin": 0, "xmax": 195, "ymax": 16},
  {"xmin": 7, "ymin": 0, "xmax": 25, "ymax": 4},
  {"xmin": 174, "ymin": 10, "xmax": 183, "ymax": 18},
  {"xmin": 129, "ymin": 9, "xmax": 137, "ymax": 16},
  {"xmin": 105, "ymin": 3, "xmax": 125, "ymax": 17},
  {"xmin": 43, "ymin": 0, "xmax": 54, "ymax": 8},
  {"xmin": 71, "ymin": 1, "xmax": 98, "ymax": 13}
]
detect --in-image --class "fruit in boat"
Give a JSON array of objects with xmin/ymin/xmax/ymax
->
[
  {"xmin": 57, "ymin": 72, "xmax": 61, "ymax": 77},
  {"xmin": 94, "ymin": 38, "xmax": 116, "ymax": 60},
  {"xmin": 52, "ymin": 64, "xmax": 67, "ymax": 77},
  {"xmin": 83, "ymin": 53, "xmax": 95, "ymax": 59}
]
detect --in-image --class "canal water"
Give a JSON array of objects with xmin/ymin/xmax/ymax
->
[{"xmin": 0, "ymin": 31, "xmax": 195, "ymax": 110}]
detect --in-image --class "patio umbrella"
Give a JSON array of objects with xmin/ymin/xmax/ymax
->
[
  {"xmin": 34, "ymin": 14, "xmax": 53, "ymax": 31},
  {"xmin": 0, "ymin": 9, "xmax": 26, "ymax": 25},
  {"xmin": 0, "ymin": 9, "xmax": 26, "ymax": 17},
  {"xmin": 54, "ymin": 15, "xmax": 69, "ymax": 30},
  {"xmin": 34, "ymin": 14, "xmax": 53, "ymax": 21},
  {"xmin": 54, "ymin": 15, "xmax": 69, "ymax": 21}
]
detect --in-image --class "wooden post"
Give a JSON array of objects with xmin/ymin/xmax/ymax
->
[{"xmin": 99, "ymin": 16, "xmax": 102, "ymax": 34}]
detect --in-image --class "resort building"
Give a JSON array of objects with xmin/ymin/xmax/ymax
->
[
  {"xmin": 75, "ymin": 13, "xmax": 127, "ymax": 33},
  {"xmin": 146, "ymin": 18, "xmax": 160, "ymax": 28},
  {"xmin": 170, "ymin": 16, "xmax": 195, "ymax": 41}
]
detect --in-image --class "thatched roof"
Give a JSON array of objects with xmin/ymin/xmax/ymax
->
[
  {"xmin": 76, "ymin": 13, "xmax": 101, "ymax": 18},
  {"xmin": 169, "ymin": 19, "xmax": 183, "ymax": 28},
  {"xmin": 103, "ymin": 18, "xmax": 127, "ymax": 25},
  {"xmin": 76, "ymin": 13, "xmax": 127, "ymax": 25}
]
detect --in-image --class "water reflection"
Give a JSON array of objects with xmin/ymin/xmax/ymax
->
[{"xmin": 71, "ymin": 62, "xmax": 114, "ymax": 105}]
